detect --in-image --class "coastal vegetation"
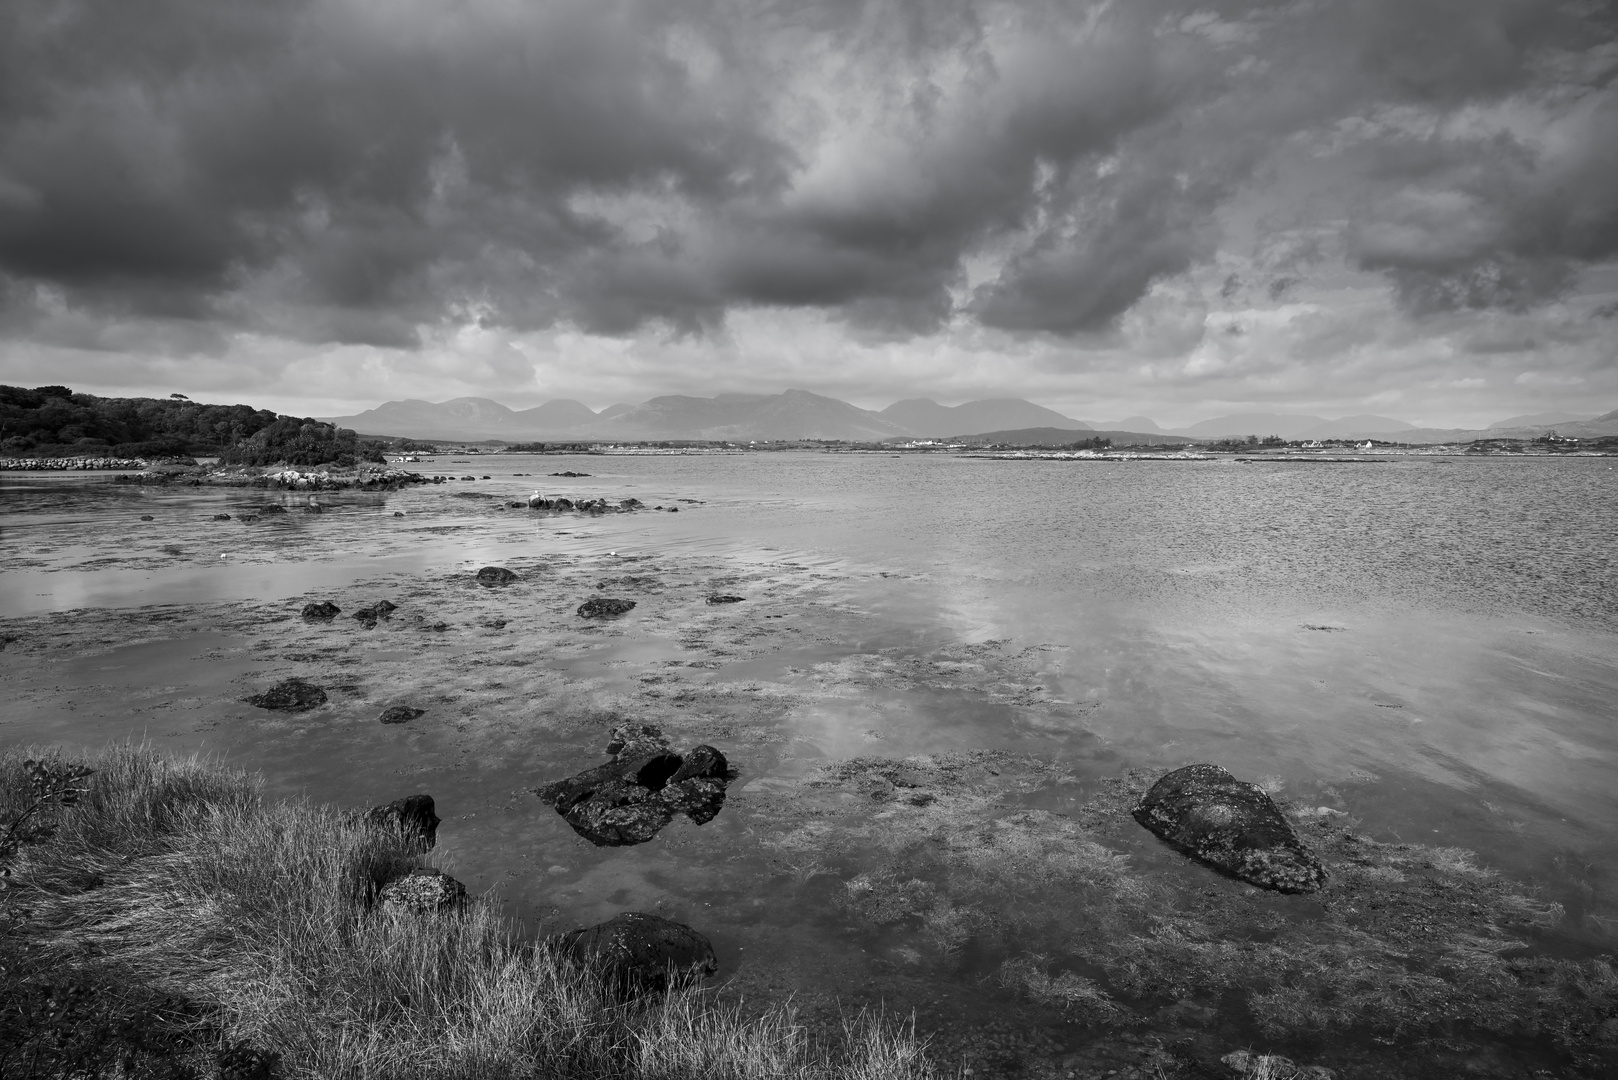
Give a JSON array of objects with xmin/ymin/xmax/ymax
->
[
  {"xmin": 0, "ymin": 384, "xmax": 382, "ymax": 465},
  {"xmin": 0, "ymin": 746, "xmax": 940, "ymax": 1080}
]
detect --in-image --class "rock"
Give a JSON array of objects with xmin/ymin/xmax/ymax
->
[
  {"xmin": 553, "ymin": 911, "xmax": 717, "ymax": 993},
  {"xmin": 365, "ymin": 794, "xmax": 440, "ymax": 849},
  {"xmin": 352, "ymin": 600, "xmax": 398, "ymax": 629},
  {"xmin": 475, "ymin": 566, "xmax": 518, "ymax": 586},
  {"xmin": 666, "ymin": 506, "xmax": 679, "ymax": 512},
  {"xmin": 1132, "ymin": 764, "xmax": 1325, "ymax": 893},
  {"xmin": 379, "ymin": 705, "xmax": 425, "ymax": 724},
  {"xmin": 393, "ymin": 511, "xmax": 404, "ymax": 517},
  {"xmin": 212, "ymin": 513, "xmax": 232, "ymax": 521},
  {"xmin": 481, "ymin": 475, "xmax": 491, "ymax": 480},
  {"xmin": 245, "ymin": 678, "xmax": 327, "ymax": 712},
  {"xmin": 577, "ymin": 597, "xmax": 635, "ymax": 618},
  {"xmin": 378, "ymin": 868, "xmax": 465, "ymax": 914},
  {"xmin": 620, "ymin": 498, "xmax": 643, "ymax": 509},
  {"xmin": 534, "ymin": 725, "xmax": 731, "ymax": 846},
  {"xmin": 301, "ymin": 601, "xmax": 341, "ymax": 621},
  {"xmin": 260, "ymin": 505, "xmax": 288, "ymax": 514},
  {"xmin": 551, "ymin": 497, "xmax": 574, "ymax": 510},
  {"xmin": 705, "ymin": 594, "xmax": 745, "ymax": 605},
  {"xmin": 240, "ymin": 514, "xmax": 259, "ymax": 523},
  {"xmin": 139, "ymin": 514, "xmax": 154, "ymax": 521},
  {"xmin": 551, "ymin": 471, "xmax": 591, "ymax": 477}
]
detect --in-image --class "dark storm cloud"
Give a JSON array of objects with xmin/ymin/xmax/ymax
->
[{"xmin": 1, "ymin": 0, "xmax": 1616, "ymax": 348}]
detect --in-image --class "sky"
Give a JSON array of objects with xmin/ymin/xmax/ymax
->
[{"xmin": 2, "ymin": 0, "xmax": 1617, "ymax": 428}]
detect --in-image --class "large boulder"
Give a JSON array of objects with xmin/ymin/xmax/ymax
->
[
  {"xmin": 378, "ymin": 868, "xmax": 465, "ymax": 914},
  {"xmin": 534, "ymin": 725, "xmax": 730, "ymax": 847},
  {"xmin": 577, "ymin": 597, "xmax": 635, "ymax": 618},
  {"xmin": 365, "ymin": 794, "xmax": 440, "ymax": 850},
  {"xmin": 245, "ymin": 678, "xmax": 327, "ymax": 712},
  {"xmin": 554, "ymin": 911, "xmax": 717, "ymax": 993},
  {"xmin": 379, "ymin": 705, "xmax": 425, "ymax": 724},
  {"xmin": 475, "ymin": 566, "xmax": 518, "ymax": 586},
  {"xmin": 1132, "ymin": 764, "xmax": 1325, "ymax": 894},
  {"xmin": 301, "ymin": 601, "xmax": 341, "ymax": 621}
]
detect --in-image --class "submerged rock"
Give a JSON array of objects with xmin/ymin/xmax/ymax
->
[
  {"xmin": 301, "ymin": 601, "xmax": 341, "ymax": 621},
  {"xmin": 534, "ymin": 724, "xmax": 730, "ymax": 846},
  {"xmin": 553, "ymin": 911, "xmax": 717, "ymax": 993},
  {"xmin": 378, "ymin": 705, "xmax": 425, "ymax": 724},
  {"xmin": 245, "ymin": 678, "xmax": 327, "ymax": 712},
  {"xmin": 378, "ymin": 868, "xmax": 465, "ymax": 914},
  {"xmin": 352, "ymin": 600, "xmax": 398, "ymax": 629},
  {"xmin": 577, "ymin": 597, "xmax": 635, "ymax": 618},
  {"xmin": 1132, "ymin": 763, "xmax": 1325, "ymax": 893},
  {"xmin": 705, "ymin": 594, "xmax": 745, "ymax": 605},
  {"xmin": 212, "ymin": 513, "xmax": 231, "ymax": 521},
  {"xmin": 365, "ymin": 794, "xmax": 440, "ymax": 849},
  {"xmin": 475, "ymin": 566, "xmax": 518, "ymax": 586},
  {"xmin": 139, "ymin": 514, "xmax": 154, "ymax": 521}
]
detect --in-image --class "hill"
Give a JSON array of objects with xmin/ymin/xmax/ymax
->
[{"xmin": 880, "ymin": 398, "xmax": 1089, "ymax": 436}]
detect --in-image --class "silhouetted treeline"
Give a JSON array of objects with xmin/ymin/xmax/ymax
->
[{"xmin": 0, "ymin": 385, "xmax": 382, "ymax": 465}]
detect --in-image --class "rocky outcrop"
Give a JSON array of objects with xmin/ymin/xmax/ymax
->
[
  {"xmin": 378, "ymin": 868, "xmax": 465, "ymax": 914},
  {"xmin": 301, "ymin": 601, "xmax": 341, "ymax": 621},
  {"xmin": 378, "ymin": 705, "xmax": 425, "ymax": 724},
  {"xmin": 534, "ymin": 725, "xmax": 730, "ymax": 847},
  {"xmin": 1132, "ymin": 763, "xmax": 1325, "ymax": 893},
  {"xmin": 705, "ymin": 594, "xmax": 744, "ymax": 605},
  {"xmin": 365, "ymin": 794, "xmax": 440, "ymax": 850},
  {"xmin": 245, "ymin": 678, "xmax": 327, "ymax": 712},
  {"xmin": 550, "ymin": 471, "xmax": 591, "ymax": 477},
  {"xmin": 577, "ymin": 597, "xmax": 635, "ymax": 618},
  {"xmin": 475, "ymin": 566, "xmax": 518, "ymax": 586},
  {"xmin": 352, "ymin": 600, "xmax": 397, "ymax": 629},
  {"xmin": 553, "ymin": 911, "xmax": 717, "ymax": 993}
]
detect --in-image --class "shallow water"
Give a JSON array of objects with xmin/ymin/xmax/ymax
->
[{"xmin": 3, "ymin": 453, "xmax": 1617, "ymax": 1076}]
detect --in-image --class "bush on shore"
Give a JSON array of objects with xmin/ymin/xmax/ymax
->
[{"xmin": 0, "ymin": 746, "xmax": 940, "ymax": 1080}]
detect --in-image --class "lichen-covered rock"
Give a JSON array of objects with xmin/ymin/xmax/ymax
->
[
  {"xmin": 378, "ymin": 868, "xmax": 465, "ymax": 914},
  {"xmin": 577, "ymin": 597, "xmax": 635, "ymax": 618},
  {"xmin": 365, "ymin": 794, "xmax": 440, "ymax": 850},
  {"xmin": 534, "ymin": 725, "xmax": 730, "ymax": 846},
  {"xmin": 378, "ymin": 705, "xmax": 425, "ymax": 724},
  {"xmin": 1132, "ymin": 763, "xmax": 1325, "ymax": 893},
  {"xmin": 705, "ymin": 594, "xmax": 745, "ymax": 605},
  {"xmin": 554, "ymin": 911, "xmax": 716, "ymax": 993},
  {"xmin": 475, "ymin": 566, "xmax": 518, "ymax": 586},
  {"xmin": 301, "ymin": 600, "xmax": 341, "ymax": 621},
  {"xmin": 245, "ymin": 678, "xmax": 327, "ymax": 712}
]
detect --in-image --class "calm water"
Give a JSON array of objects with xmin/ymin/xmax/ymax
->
[{"xmin": 3, "ymin": 452, "xmax": 1617, "ymax": 1073}]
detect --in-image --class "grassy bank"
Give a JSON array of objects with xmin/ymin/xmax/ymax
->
[{"xmin": 0, "ymin": 746, "xmax": 942, "ymax": 1080}]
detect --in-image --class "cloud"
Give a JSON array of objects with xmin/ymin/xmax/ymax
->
[{"xmin": 0, "ymin": 0, "xmax": 1615, "ymax": 424}]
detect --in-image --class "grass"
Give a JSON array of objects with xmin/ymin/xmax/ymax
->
[{"xmin": 0, "ymin": 746, "xmax": 945, "ymax": 1080}]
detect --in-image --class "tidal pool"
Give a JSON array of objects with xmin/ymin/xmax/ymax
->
[{"xmin": 3, "ymin": 453, "xmax": 1616, "ymax": 1078}]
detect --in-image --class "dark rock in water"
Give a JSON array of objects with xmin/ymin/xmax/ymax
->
[
  {"xmin": 301, "ymin": 601, "xmax": 341, "ymax": 621},
  {"xmin": 352, "ymin": 600, "xmax": 398, "ymax": 629},
  {"xmin": 393, "ymin": 511, "xmax": 404, "ymax": 517},
  {"xmin": 550, "ymin": 471, "xmax": 591, "ymax": 477},
  {"xmin": 260, "ymin": 505, "xmax": 288, "ymax": 515},
  {"xmin": 378, "ymin": 868, "xmax": 465, "ymax": 914},
  {"xmin": 240, "ymin": 514, "xmax": 259, "ymax": 523},
  {"xmin": 379, "ymin": 705, "xmax": 425, "ymax": 724},
  {"xmin": 551, "ymin": 497, "xmax": 574, "ymax": 510},
  {"xmin": 620, "ymin": 498, "xmax": 643, "ymax": 509},
  {"xmin": 553, "ymin": 911, "xmax": 716, "ymax": 993},
  {"xmin": 577, "ymin": 597, "xmax": 635, "ymax": 618},
  {"xmin": 481, "ymin": 475, "xmax": 491, "ymax": 480},
  {"xmin": 534, "ymin": 724, "xmax": 730, "ymax": 846},
  {"xmin": 666, "ymin": 506, "xmax": 679, "ymax": 512},
  {"xmin": 246, "ymin": 678, "xmax": 327, "ymax": 712},
  {"xmin": 365, "ymin": 794, "xmax": 439, "ymax": 849},
  {"xmin": 705, "ymin": 594, "xmax": 745, "ymax": 605},
  {"xmin": 1132, "ymin": 763, "xmax": 1325, "ymax": 893},
  {"xmin": 475, "ymin": 566, "xmax": 518, "ymax": 586},
  {"xmin": 212, "ymin": 513, "xmax": 232, "ymax": 521},
  {"xmin": 139, "ymin": 514, "xmax": 154, "ymax": 521}
]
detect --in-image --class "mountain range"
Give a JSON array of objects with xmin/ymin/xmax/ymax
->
[{"xmin": 319, "ymin": 393, "xmax": 1618, "ymax": 444}]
